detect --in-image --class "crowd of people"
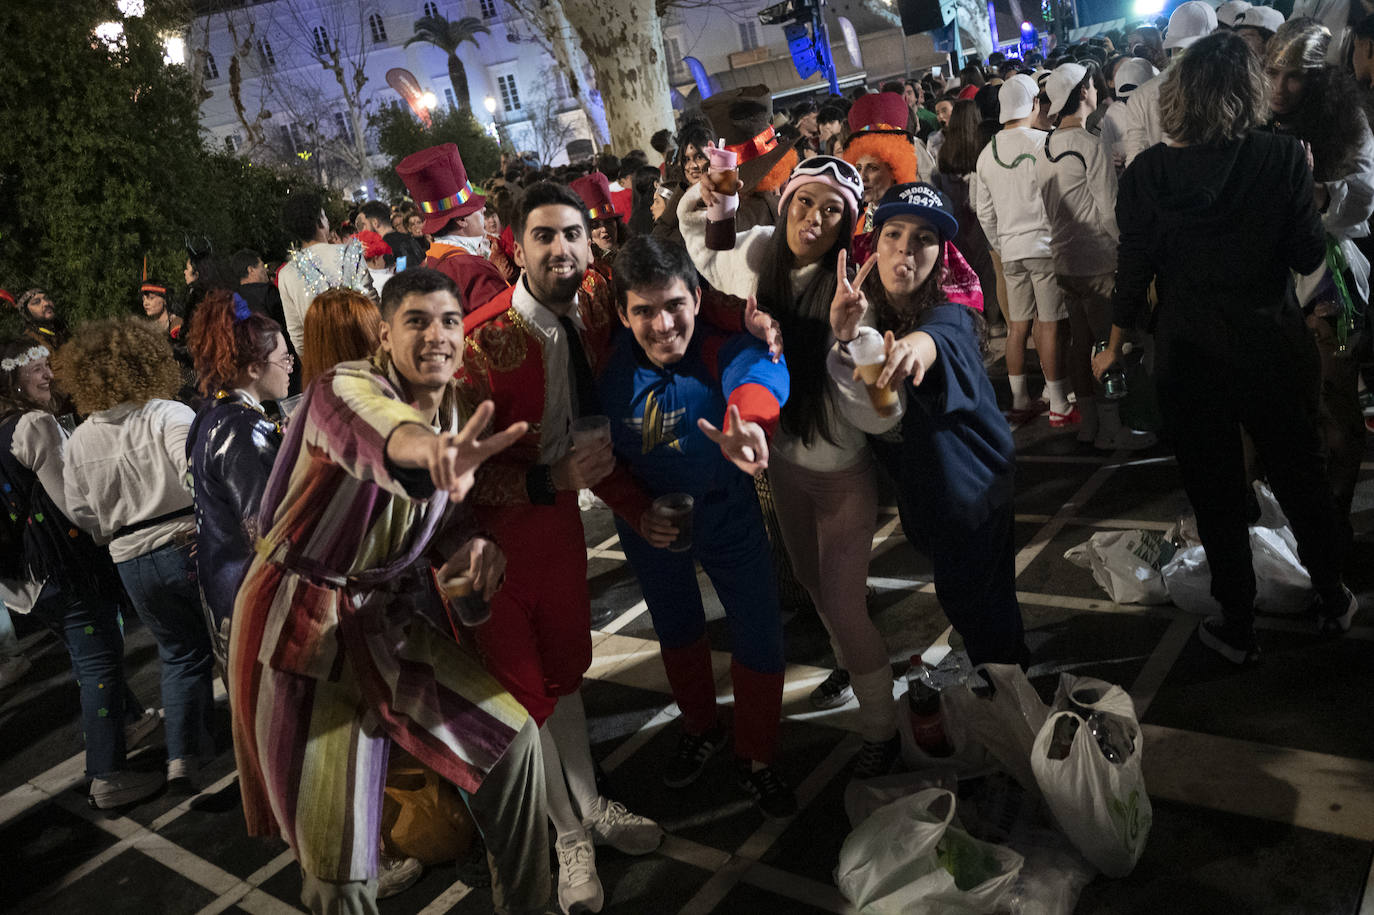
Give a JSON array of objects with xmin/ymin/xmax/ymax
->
[{"xmin": 1, "ymin": 6, "xmax": 1371, "ymax": 913}]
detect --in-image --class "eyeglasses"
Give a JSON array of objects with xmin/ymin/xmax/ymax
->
[{"xmin": 265, "ymin": 354, "xmax": 295, "ymax": 371}]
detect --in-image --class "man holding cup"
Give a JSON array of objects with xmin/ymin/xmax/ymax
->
[{"xmin": 597, "ymin": 235, "xmax": 798, "ymax": 819}]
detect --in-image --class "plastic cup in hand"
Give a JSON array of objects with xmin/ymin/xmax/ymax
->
[
  {"xmin": 652, "ymin": 493, "xmax": 694, "ymax": 553},
  {"xmin": 571, "ymin": 415, "xmax": 611, "ymax": 451},
  {"xmin": 277, "ymin": 394, "xmax": 304, "ymax": 419},
  {"xmin": 850, "ymin": 329, "xmax": 899, "ymax": 417},
  {"xmin": 438, "ymin": 572, "xmax": 491, "ymax": 626}
]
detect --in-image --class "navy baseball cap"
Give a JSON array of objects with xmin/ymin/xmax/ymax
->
[{"xmin": 872, "ymin": 183, "xmax": 959, "ymax": 242}]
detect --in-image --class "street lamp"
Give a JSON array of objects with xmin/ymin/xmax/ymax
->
[
  {"xmin": 483, "ymin": 95, "xmax": 506, "ymax": 149},
  {"xmin": 484, "ymin": 96, "xmax": 497, "ymax": 115},
  {"xmin": 420, "ymin": 91, "xmax": 437, "ymax": 110}
]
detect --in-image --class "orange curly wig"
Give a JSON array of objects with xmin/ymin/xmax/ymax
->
[
  {"xmin": 842, "ymin": 133, "xmax": 920, "ymax": 185},
  {"xmin": 754, "ymin": 149, "xmax": 799, "ymax": 195}
]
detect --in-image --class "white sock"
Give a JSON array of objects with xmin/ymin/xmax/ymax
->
[
  {"xmin": 1044, "ymin": 379, "xmax": 1071, "ymax": 415},
  {"xmin": 538, "ymin": 722, "xmax": 584, "ymax": 839},
  {"xmin": 849, "ymin": 665, "xmax": 898, "ymax": 743},
  {"xmin": 544, "ymin": 691, "xmax": 602, "ymax": 821},
  {"xmin": 1009, "ymin": 374, "xmax": 1030, "ymax": 410}
]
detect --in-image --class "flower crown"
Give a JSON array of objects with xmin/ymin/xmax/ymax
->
[{"xmin": 1, "ymin": 346, "xmax": 48, "ymax": 373}]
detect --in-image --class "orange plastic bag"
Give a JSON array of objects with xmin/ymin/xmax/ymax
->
[{"xmin": 381, "ymin": 752, "xmax": 476, "ymax": 865}]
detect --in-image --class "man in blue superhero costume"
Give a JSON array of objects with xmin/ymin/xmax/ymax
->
[{"xmin": 597, "ymin": 235, "xmax": 797, "ymax": 819}]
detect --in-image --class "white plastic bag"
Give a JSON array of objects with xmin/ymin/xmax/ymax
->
[
  {"xmin": 1031, "ymin": 676, "xmax": 1152, "ymax": 878},
  {"xmin": 941, "ymin": 664, "xmax": 1051, "ymax": 792},
  {"xmin": 835, "ymin": 788, "xmax": 1024, "ymax": 914},
  {"xmin": 1160, "ymin": 526, "xmax": 1312, "ymax": 615},
  {"xmin": 1063, "ymin": 529, "xmax": 1174, "ymax": 604}
]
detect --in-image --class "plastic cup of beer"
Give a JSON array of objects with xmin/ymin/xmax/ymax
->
[
  {"xmin": 850, "ymin": 329, "xmax": 899, "ymax": 417},
  {"xmin": 571, "ymin": 415, "xmax": 611, "ymax": 451},
  {"xmin": 652, "ymin": 493, "xmax": 694, "ymax": 553},
  {"xmin": 438, "ymin": 572, "xmax": 491, "ymax": 627}
]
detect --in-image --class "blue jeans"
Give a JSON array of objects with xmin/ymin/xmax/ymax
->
[
  {"xmin": 31, "ymin": 586, "xmax": 129, "ymax": 779},
  {"xmin": 117, "ymin": 541, "xmax": 214, "ymax": 763}
]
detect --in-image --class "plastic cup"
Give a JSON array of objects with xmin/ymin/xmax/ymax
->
[
  {"xmin": 652, "ymin": 493, "xmax": 694, "ymax": 553},
  {"xmin": 277, "ymin": 394, "xmax": 304, "ymax": 418},
  {"xmin": 571, "ymin": 415, "xmax": 611, "ymax": 451},
  {"xmin": 438, "ymin": 572, "xmax": 491, "ymax": 626},
  {"xmin": 849, "ymin": 329, "xmax": 899, "ymax": 417}
]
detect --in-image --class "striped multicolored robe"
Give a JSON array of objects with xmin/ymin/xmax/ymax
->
[{"xmin": 228, "ymin": 356, "xmax": 528, "ymax": 882}]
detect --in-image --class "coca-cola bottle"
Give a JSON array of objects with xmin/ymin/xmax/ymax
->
[{"xmin": 906, "ymin": 655, "xmax": 954, "ymax": 757}]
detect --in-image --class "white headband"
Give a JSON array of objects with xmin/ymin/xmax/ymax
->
[{"xmin": 1, "ymin": 346, "xmax": 49, "ymax": 373}]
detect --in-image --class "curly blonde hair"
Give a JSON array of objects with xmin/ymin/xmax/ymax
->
[{"xmin": 53, "ymin": 317, "xmax": 181, "ymax": 414}]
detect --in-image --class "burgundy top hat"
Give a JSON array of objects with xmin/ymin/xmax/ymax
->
[
  {"xmin": 396, "ymin": 143, "xmax": 486, "ymax": 235},
  {"xmin": 570, "ymin": 172, "xmax": 621, "ymax": 221},
  {"xmin": 699, "ymin": 85, "xmax": 798, "ymax": 194},
  {"xmin": 847, "ymin": 92, "xmax": 912, "ymax": 137}
]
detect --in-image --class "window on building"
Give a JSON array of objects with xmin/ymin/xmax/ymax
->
[
  {"xmin": 312, "ymin": 25, "xmax": 331, "ymax": 55},
  {"xmin": 333, "ymin": 111, "xmax": 355, "ymax": 143},
  {"xmin": 497, "ymin": 73, "xmax": 521, "ymax": 112},
  {"xmin": 368, "ymin": 12, "xmax": 388, "ymax": 43},
  {"xmin": 224, "ymin": 132, "xmax": 239, "ymax": 153},
  {"xmin": 738, "ymin": 20, "xmax": 759, "ymax": 50},
  {"xmin": 279, "ymin": 124, "xmax": 297, "ymax": 154},
  {"xmin": 203, "ymin": 52, "xmax": 219, "ymax": 80},
  {"xmin": 423, "ymin": 1, "xmax": 440, "ymax": 18},
  {"xmin": 664, "ymin": 35, "xmax": 685, "ymax": 80},
  {"xmin": 479, "ymin": 0, "xmax": 497, "ymax": 17},
  {"xmin": 443, "ymin": 87, "xmax": 457, "ymax": 108},
  {"xmin": 551, "ymin": 68, "xmax": 569, "ymax": 100},
  {"xmin": 257, "ymin": 38, "xmax": 276, "ymax": 69}
]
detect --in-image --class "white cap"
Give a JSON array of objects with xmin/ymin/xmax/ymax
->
[
  {"xmin": 1234, "ymin": 5, "xmax": 1284, "ymax": 33},
  {"xmin": 1045, "ymin": 63, "xmax": 1088, "ymax": 117},
  {"xmin": 1215, "ymin": 0, "xmax": 1252, "ymax": 27},
  {"xmin": 1163, "ymin": 0, "xmax": 1218, "ymax": 49},
  {"xmin": 998, "ymin": 73, "xmax": 1039, "ymax": 122},
  {"xmin": 1113, "ymin": 58, "xmax": 1159, "ymax": 99}
]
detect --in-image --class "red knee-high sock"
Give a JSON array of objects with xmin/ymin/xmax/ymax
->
[
  {"xmin": 659, "ymin": 636, "xmax": 719, "ymax": 735},
  {"xmin": 730, "ymin": 661, "xmax": 783, "ymax": 766}
]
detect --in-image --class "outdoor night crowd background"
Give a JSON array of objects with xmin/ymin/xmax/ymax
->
[{"xmin": 1, "ymin": 3, "xmax": 1373, "ymax": 914}]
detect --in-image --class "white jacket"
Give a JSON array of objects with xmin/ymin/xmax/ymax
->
[
  {"xmin": 972, "ymin": 126, "xmax": 1053, "ymax": 262},
  {"xmin": 1035, "ymin": 126, "xmax": 1120, "ymax": 276},
  {"xmin": 1122, "ymin": 74, "xmax": 1166, "ymax": 167},
  {"xmin": 1297, "ymin": 110, "xmax": 1374, "ymax": 308}
]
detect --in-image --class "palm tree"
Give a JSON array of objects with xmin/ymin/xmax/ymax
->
[{"xmin": 405, "ymin": 15, "xmax": 491, "ymax": 113}]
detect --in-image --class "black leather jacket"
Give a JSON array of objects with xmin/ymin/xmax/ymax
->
[{"xmin": 188, "ymin": 391, "xmax": 282, "ymax": 625}]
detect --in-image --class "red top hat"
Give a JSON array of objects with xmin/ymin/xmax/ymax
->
[
  {"xmin": 570, "ymin": 172, "xmax": 621, "ymax": 222},
  {"xmin": 396, "ymin": 143, "xmax": 486, "ymax": 235},
  {"xmin": 847, "ymin": 92, "xmax": 912, "ymax": 137}
]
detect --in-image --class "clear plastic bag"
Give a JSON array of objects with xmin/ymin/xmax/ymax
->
[{"xmin": 1063, "ymin": 529, "xmax": 1175, "ymax": 605}]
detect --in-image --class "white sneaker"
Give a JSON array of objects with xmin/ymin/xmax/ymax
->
[
  {"xmin": 90, "ymin": 768, "xmax": 164, "ymax": 809},
  {"xmin": 1094, "ymin": 427, "xmax": 1158, "ymax": 451},
  {"xmin": 0, "ymin": 655, "xmax": 32, "ymax": 690},
  {"xmin": 377, "ymin": 852, "xmax": 423, "ymax": 899},
  {"xmin": 555, "ymin": 830, "xmax": 603, "ymax": 914},
  {"xmin": 582, "ymin": 797, "xmax": 663, "ymax": 855},
  {"xmin": 124, "ymin": 707, "xmax": 160, "ymax": 750},
  {"xmin": 167, "ymin": 757, "xmax": 198, "ymax": 795}
]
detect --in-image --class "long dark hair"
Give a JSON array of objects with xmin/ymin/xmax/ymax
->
[
  {"xmin": 938, "ymin": 99, "xmax": 985, "ymax": 176},
  {"xmin": 755, "ymin": 195, "xmax": 855, "ymax": 446},
  {"xmin": 1272, "ymin": 65, "xmax": 1369, "ymax": 182},
  {"xmin": 0, "ymin": 337, "xmax": 55, "ymax": 420}
]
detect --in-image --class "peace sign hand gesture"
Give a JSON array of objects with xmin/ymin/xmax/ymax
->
[
  {"xmin": 698, "ymin": 405, "xmax": 770, "ymax": 475},
  {"xmin": 830, "ymin": 248, "xmax": 878, "ymax": 343}
]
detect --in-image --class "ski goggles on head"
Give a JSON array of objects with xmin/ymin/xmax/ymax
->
[{"xmin": 779, "ymin": 156, "xmax": 863, "ymax": 221}]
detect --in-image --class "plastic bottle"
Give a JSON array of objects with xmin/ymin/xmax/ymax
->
[
  {"xmin": 1085, "ymin": 711, "xmax": 1137, "ymax": 764},
  {"xmin": 1046, "ymin": 715, "xmax": 1080, "ymax": 760},
  {"xmin": 906, "ymin": 654, "xmax": 954, "ymax": 757},
  {"xmin": 1092, "ymin": 340, "xmax": 1133, "ymax": 400}
]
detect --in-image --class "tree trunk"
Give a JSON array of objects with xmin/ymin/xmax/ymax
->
[
  {"xmin": 559, "ymin": 0, "xmax": 673, "ymax": 154},
  {"xmin": 449, "ymin": 54, "xmax": 472, "ymax": 110}
]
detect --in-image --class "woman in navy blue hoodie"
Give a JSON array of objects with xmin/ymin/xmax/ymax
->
[{"xmin": 829, "ymin": 182, "xmax": 1027, "ymax": 672}]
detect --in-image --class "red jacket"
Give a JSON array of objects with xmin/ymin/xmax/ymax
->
[{"xmin": 424, "ymin": 243, "xmax": 510, "ymax": 314}]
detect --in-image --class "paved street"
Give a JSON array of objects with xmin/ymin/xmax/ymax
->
[{"xmin": 3, "ymin": 347, "xmax": 1372, "ymax": 914}]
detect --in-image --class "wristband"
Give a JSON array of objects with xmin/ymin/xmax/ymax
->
[{"xmin": 525, "ymin": 463, "xmax": 557, "ymax": 505}]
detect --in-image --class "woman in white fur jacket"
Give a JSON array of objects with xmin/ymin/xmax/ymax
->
[{"xmin": 681, "ymin": 156, "xmax": 901, "ymax": 780}]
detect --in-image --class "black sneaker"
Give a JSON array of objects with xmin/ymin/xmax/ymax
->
[
  {"xmin": 1310, "ymin": 585, "xmax": 1359, "ymax": 636},
  {"xmin": 663, "ymin": 725, "xmax": 728, "ymax": 788},
  {"xmin": 809, "ymin": 668, "xmax": 852, "ymax": 710},
  {"xmin": 734, "ymin": 761, "xmax": 798, "ymax": 820},
  {"xmin": 851, "ymin": 735, "xmax": 902, "ymax": 780},
  {"xmin": 1197, "ymin": 617, "xmax": 1260, "ymax": 665}
]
